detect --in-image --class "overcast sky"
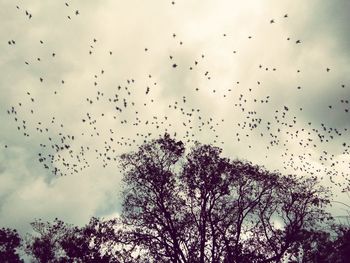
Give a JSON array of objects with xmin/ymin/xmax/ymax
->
[{"xmin": 1, "ymin": 0, "xmax": 350, "ymax": 233}]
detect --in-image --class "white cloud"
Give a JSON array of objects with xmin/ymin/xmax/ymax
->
[{"xmin": 0, "ymin": 0, "xmax": 349, "ymax": 232}]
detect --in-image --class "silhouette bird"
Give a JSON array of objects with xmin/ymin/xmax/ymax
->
[{"xmin": 2, "ymin": 2, "xmax": 349, "ymax": 187}]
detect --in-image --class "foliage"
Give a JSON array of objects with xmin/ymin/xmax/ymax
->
[
  {"xmin": 288, "ymin": 225, "xmax": 350, "ymax": 262},
  {"xmin": 24, "ymin": 217, "xmax": 124, "ymax": 263},
  {"xmin": 118, "ymin": 134, "xmax": 333, "ymax": 262},
  {"xmin": 2, "ymin": 134, "xmax": 346, "ymax": 262},
  {"xmin": 0, "ymin": 227, "xmax": 23, "ymax": 263}
]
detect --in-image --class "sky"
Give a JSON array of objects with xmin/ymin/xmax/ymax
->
[{"xmin": 1, "ymin": 0, "xmax": 350, "ymax": 233}]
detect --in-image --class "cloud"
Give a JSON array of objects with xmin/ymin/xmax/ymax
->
[
  {"xmin": 0, "ymin": 0, "xmax": 349, "ymax": 233},
  {"xmin": 0, "ymin": 144, "xmax": 121, "ymax": 232}
]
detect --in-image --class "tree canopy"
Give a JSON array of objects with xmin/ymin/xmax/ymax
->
[
  {"xmin": 1, "ymin": 134, "xmax": 348, "ymax": 262},
  {"xmin": 118, "ymin": 134, "xmax": 333, "ymax": 262},
  {"xmin": 0, "ymin": 227, "xmax": 23, "ymax": 263}
]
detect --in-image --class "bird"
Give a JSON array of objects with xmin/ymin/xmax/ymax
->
[{"xmin": 2, "ymin": 3, "xmax": 348, "ymax": 190}]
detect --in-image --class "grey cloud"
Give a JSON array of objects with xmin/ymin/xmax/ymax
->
[{"xmin": 1, "ymin": 0, "xmax": 350, "ymax": 233}]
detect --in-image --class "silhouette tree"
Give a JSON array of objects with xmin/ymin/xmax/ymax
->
[
  {"xmin": 0, "ymin": 227, "xmax": 23, "ymax": 263},
  {"xmin": 24, "ymin": 217, "xmax": 126, "ymax": 263},
  {"xmin": 119, "ymin": 134, "xmax": 333, "ymax": 262},
  {"xmin": 2, "ymin": 134, "xmax": 338, "ymax": 262},
  {"xmin": 289, "ymin": 225, "xmax": 350, "ymax": 262}
]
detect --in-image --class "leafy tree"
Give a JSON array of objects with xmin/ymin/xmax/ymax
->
[
  {"xmin": 0, "ymin": 227, "xmax": 23, "ymax": 263},
  {"xmin": 335, "ymin": 227, "xmax": 350, "ymax": 262},
  {"xmin": 119, "ymin": 134, "xmax": 332, "ymax": 262},
  {"xmin": 24, "ymin": 218, "xmax": 67, "ymax": 262},
  {"xmin": 24, "ymin": 217, "xmax": 125, "ymax": 263},
  {"xmin": 289, "ymin": 225, "xmax": 350, "ymax": 262},
  {"xmin": 1, "ymin": 134, "xmax": 339, "ymax": 263}
]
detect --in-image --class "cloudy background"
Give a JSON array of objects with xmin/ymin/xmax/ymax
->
[{"xmin": 1, "ymin": 0, "xmax": 350, "ymax": 233}]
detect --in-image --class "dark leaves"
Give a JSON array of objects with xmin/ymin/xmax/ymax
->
[{"xmin": 0, "ymin": 228, "xmax": 23, "ymax": 262}]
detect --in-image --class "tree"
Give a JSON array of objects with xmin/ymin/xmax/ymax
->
[
  {"xmin": 119, "ymin": 134, "xmax": 332, "ymax": 262},
  {"xmin": 290, "ymin": 225, "xmax": 350, "ymax": 262},
  {"xmin": 24, "ymin": 217, "xmax": 125, "ymax": 263},
  {"xmin": 0, "ymin": 134, "xmax": 337, "ymax": 262},
  {"xmin": 0, "ymin": 227, "xmax": 23, "ymax": 263}
]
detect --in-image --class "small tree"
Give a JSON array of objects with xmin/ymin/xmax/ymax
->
[{"xmin": 119, "ymin": 134, "xmax": 332, "ymax": 262}]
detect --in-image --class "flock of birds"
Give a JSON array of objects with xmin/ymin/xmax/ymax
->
[{"xmin": 3, "ymin": 2, "xmax": 350, "ymax": 192}]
